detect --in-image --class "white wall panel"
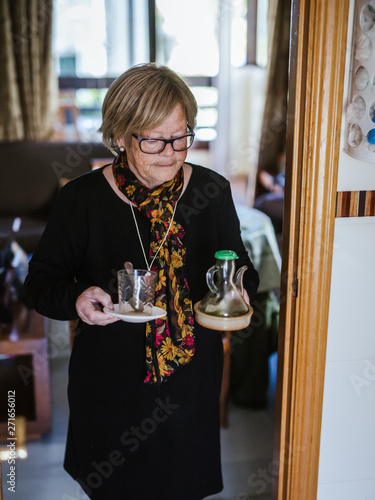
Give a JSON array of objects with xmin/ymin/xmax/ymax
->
[
  {"xmin": 318, "ymin": 358, "xmax": 375, "ymax": 485},
  {"xmin": 318, "ymin": 213, "xmax": 375, "ymax": 498},
  {"xmin": 318, "ymin": 478, "xmax": 375, "ymax": 500},
  {"xmin": 326, "ymin": 217, "xmax": 375, "ymax": 362}
]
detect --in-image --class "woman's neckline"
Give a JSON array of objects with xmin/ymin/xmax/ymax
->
[{"xmin": 101, "ymin": 162, "xmax": 194, "ymax": 206}]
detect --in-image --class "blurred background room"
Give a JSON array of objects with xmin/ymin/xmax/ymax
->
[{"xmin": 0, "ymin": 1, "xmax": 291, "ymax": 499}]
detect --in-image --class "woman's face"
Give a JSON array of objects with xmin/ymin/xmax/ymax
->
[{"xmin": 118, "ymin": 104, "xmax": 188, "ymax": 189}]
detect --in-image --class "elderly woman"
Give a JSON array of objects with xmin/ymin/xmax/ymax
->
[{"xmin": 24, "ymin": 63, "xmax": 259, "ymax": 500}]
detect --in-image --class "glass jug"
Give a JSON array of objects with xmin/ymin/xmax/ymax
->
[{"xmin": 195, "ymin": 250, "xmax": 253, "ymax": 331}]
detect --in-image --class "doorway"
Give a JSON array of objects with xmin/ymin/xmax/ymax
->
[
  {"xmin": 273, "ymin": 1, "xmax": 350, "ymax": 499},
  {"xmin": 0, "ymin": 1, "xmax": 350, "ymax": 499}
]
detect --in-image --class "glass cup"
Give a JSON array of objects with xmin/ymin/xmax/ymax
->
[{"xmin": 117, "ymin": 269, "xmax": 158, "ymax": 315}]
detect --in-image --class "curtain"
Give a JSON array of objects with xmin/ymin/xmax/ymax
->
[
  {"xmin": 0, "ymin": 0, "xmax": 57, "ymax": 141},
  {"xmin": 254, "ymin": 0, "xmax": 291, "ymax": 200}
]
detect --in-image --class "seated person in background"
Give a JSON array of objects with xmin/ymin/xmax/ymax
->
[
  {"xmin": 254, "ymin": 152, "xmax": 285, "ymax": 253},
  {"xmin": 258, "ymin": 169, "xmax": 284, "ymax": 195}
]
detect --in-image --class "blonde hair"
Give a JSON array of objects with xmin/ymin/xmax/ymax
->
[{"xmin": 99, "ymin": 63, "xmax": 198, "ymax": 154}]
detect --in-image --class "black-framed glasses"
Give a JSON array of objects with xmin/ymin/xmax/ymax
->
[{"xmin": 132, "ymin": 127, "xmax": 195, "ymax": 154}]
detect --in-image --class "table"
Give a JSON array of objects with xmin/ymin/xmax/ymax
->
[
  {"xmin": 229, "ymin": 205, "xmax": 281, "ymax": 409},
  {"xmin": 236, "ymin": 204, "xmax": 281, "ymax": 293},
  {"xmin": 0, "ymin": 305, "xmax": 51, "ymax": 440}
]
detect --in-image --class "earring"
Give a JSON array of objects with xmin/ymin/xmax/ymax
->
[{"xmin": 119, "ymin": 146, "xmax": 125, "ymax": 152}]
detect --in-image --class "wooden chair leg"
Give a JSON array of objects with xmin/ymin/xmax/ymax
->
[
  {"xmin": 69, "ymin": 319, "xmax": 78, "ymax": 347},
  {"xmin": 220, "ymin": 332, "xmax": 231, "ymax": 428}
]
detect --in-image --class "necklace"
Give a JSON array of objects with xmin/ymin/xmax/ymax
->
[{"xmin": 129, "ymin": 201, "xmax": 178, "ymax": 272}]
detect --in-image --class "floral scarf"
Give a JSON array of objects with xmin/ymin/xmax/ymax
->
[{"xmin": 112, "ymin": 153, "xmax": 195, "ymax": 384}]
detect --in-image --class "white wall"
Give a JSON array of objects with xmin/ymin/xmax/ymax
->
[
  {"xmin": 317, "ymin": 218, "xmax": 375, "ymax": 499},
  {"xmin": 317, "ymin": 1, "xmax": 375, "ymax": 498}
]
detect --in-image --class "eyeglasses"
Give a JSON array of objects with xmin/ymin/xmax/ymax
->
[{"xmin": 132, "ymin": 127, "xmax": 195, "ymax": 154}]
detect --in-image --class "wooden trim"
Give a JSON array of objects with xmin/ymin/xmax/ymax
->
[
  {"xmin": 148, "ymin": 0, "xmax": 156, "ymax": 62},
  {"xmin": 336, "ymin": 190, "xmax": 375, "ymax": 217},
  {"xmin": 274, "ymin": 1, "xmax": 349, "ymax": 499},
  {"xmin": 365, "ymin": 190, "xmax": 375, "ymax": 216},
  {"xmin": 246, "ymin": 0, "xmax": 258, "ymax": 64},
  {"xmin": 273, "ymin": 0, "xmax": 308, "ymax": 496},
  {"xmin": 58, "ymin": 77, "xmax": 116, "ymax": 90},
  {"xmin": 349, "ymin": 191, "xmax": 360, "ymax": 217}
]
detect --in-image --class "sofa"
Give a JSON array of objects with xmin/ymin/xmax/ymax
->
[{"xmin": 0, "ymin": 141, "xmax": 114, "ymax": 254}]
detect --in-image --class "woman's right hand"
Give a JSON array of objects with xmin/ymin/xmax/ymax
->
[{"xmin": 76, "ymin": 286, "xmax": 119, "ymax": 325}]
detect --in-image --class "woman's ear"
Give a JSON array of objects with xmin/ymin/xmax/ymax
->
[
  {"xmin": 117, "ymin": 137, "xmax": 126, "ymax": 149},
  {"xmin": 117, "ymin": 136, "xmax": 133, "ymax": 150}
]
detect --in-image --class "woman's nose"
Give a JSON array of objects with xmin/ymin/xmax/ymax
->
[{"xmin": 160, "ymin": 142, "xmax": 175, "ymax": 155}]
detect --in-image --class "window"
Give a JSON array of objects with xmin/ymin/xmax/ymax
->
[
  {"xmin": 54, "ymin": 0, "xmax": 149, "ymax": 78},
  {"xmin": 232, "ymin": 0, "xmax": 269, "ymax": 67},
  {"xmin": 155, "ymin": 0, "xmax": 219, "ymax": 76},
  {"xmin": 53, "ymin": 0, "xmax": 149, "ymax": 142},
  {"xmin": 52, "ymin": 0, "xmax": 268, "ymax": 143}
]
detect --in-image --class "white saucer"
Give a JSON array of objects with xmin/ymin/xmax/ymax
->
[{"xmin": 103, "ymin": 304, "xmax": 166, "ymax": 323}]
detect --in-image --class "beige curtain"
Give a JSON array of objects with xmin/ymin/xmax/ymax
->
[
  {"xmin": 0, "ymin": 0, "xmax": 57, "ymax": 141},
  {"xmin": 254, "ymin": 0, "xmax": 291, "ymax": 199}
]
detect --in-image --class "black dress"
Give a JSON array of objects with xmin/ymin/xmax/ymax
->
[{"xmin": 24, "ymin": 164, "xmax": 259, "ymax": 500}]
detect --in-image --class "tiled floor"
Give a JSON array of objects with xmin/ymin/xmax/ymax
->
[{"xmin": 2, "ymin": 320, "xmax": 276, "ymax": 500}]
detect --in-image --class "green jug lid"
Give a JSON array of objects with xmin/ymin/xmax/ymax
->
[{"xmin": 214, "ymin": 250, "xmax": 238, "ymax": 260}]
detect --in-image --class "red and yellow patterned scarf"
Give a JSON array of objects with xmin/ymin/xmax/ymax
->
[{"xmin": 112, "ymin": 153, "xmax": 195, "ymax": 384}]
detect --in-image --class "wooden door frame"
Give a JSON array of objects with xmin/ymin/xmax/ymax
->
[{"xmin": 273, "ymin": 1, "xmax": 350, "ymax": 499}]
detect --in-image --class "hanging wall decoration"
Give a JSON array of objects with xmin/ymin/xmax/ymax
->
[{"xmin": 344, "ymin": 1, "xmax": 375, "ymax": 162}]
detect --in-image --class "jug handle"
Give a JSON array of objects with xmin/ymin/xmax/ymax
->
[
  {"xmin": 206, "ymin": 265, "xmax": 219, "ymax": 293},
  {"xmin": 235, "ymin": 265, "xmax": 248, "ymax": 295}
]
